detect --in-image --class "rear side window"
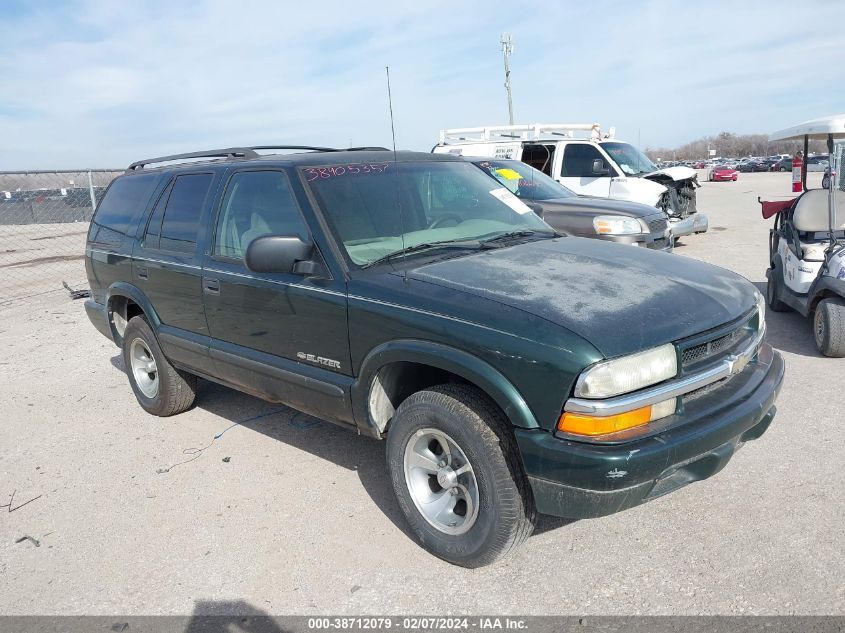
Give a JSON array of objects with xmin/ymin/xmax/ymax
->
[
  {"xmin": 88, "ymin": 174, "xmax": 158, "ymax": 246},
  {"xmin": 145, "ymin": 173, "xmax": 213, "ymax": 254},
  {"xmin": 561, "ymin": 144, "xmax": 609, "ymax": 178}
]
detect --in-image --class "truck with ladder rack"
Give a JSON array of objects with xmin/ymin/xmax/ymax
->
[{"xmin": 432, "ymin": 123, "xmax": 708, "ymax": 237}]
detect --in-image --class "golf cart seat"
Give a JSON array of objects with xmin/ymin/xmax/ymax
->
[{"xmin": 793, "ymin": 189, "xmax": 845, "ymax": 261}]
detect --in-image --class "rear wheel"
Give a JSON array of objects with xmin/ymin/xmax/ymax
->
[
  {"xmin": 813, "ymin": 298, "xmax": 845, "ymax": 357},
  {"xmin": 122, "ymin": 316, "xmax": 197, "ymax": 416},
  {"xmin": 385, "ymin": 384, "xmax": 536, "ymax": 567},
  {"xmin": 767, "ymin": 267, "xmax": 788, "ymax": 312}
]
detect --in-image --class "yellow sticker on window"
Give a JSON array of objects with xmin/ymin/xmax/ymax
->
[{"xmin": 494, "ymin": 168, "xmax": 523, "ymax": 181}]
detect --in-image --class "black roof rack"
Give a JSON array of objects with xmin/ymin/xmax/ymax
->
[
  {"xmin": 248, "ymin": 145, "xmax": 338, "ymax": 153},
  {"xmin": 127, "ymin": 148, "xmax": 258, "ymax": 171},
  {"xmin": 127, "ymin": 145, "xmax": 391, "ymax": 171}
]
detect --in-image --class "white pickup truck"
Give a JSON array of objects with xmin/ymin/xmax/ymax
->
[{"xmin": 432, "ymin": 123, "xmax": 708, "ymax": 237}]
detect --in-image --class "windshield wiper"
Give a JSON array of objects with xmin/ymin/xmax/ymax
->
[
  {"xmin": 480, "ymin": 230, "xmax": 541, "ymax": 245},
  {"xmin": 361, "ymin": 239, "xmax": 482, "ymax": 269}
]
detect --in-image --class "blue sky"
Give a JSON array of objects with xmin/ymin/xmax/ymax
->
[{"xmin": 1, "ymin": 0, "xmax": 843, "ymax": 169}]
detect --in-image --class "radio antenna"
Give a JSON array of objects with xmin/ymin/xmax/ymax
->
[{"xmin": 385, "ymin": 66, "xmax": 408, "ymax": 278}]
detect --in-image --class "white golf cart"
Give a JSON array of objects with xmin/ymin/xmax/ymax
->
[{"xmin": 764, "ymin": 114, "xmax": 845, "ymax": 356}]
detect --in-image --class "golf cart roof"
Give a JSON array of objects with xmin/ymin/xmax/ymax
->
[{"xmin": 770, "ymin": 114, "xmax": 845, "ymax": 141}]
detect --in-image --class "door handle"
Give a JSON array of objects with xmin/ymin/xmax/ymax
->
[
  {"xmin": 203, "ymin": 278, "xmax": 220, "ymax": 294},
  {"xmin": 136, "ymin": 266, "xmax": 148, "ymax": 280}
]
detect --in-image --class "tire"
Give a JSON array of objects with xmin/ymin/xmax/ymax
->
[
  {"xmin": 766, "ymin": 267, "xmax": 788, "ymax": 312},
  {"xmin": 122, "ymin": 316, "xmax": 197, "ymax": 416},
  {"xmin": 822, "ymin": 175, "xmax": 830, "ymax": 189},
  {"xmin": 813, "ymin": 298, "xmax": 845, "ymax": 357},
  {"xmin": 385, "ymin": 384, "xmax": 536, "ymax": 567}
]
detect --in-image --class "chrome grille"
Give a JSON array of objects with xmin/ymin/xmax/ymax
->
[
  {"xmin": 648, "ymin": 217, "xmax": 668, "ymax": 233},
  {"xmin": 680, "ymin": 312, "xmax": 759, "ymax": 371}
]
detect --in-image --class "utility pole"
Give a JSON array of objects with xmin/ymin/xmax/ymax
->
[{"xmin": 501, "ymin": 33, "xmax": 514, "ymax": 125}]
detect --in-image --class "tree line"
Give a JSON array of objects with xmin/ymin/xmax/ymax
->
[{"xmin": 645, "ymin": 131, "xmax": 828, "ymax": 161}]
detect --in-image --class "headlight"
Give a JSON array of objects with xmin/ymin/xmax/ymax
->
[
  {"xmin": 574, "ymin": 343, "xmax": 678, "ymax": 399},
  {"xmin": 755, "ymin": 290, "xmax": 766, "ymax": 329},
  {"xmin": 593, "ymin": 215, "xmax": 649, "ymax": 235}
]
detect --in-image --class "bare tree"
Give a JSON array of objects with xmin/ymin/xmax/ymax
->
[{"xmin": 646, "ymin": 132, "xmax": 827, "ymax": 161}]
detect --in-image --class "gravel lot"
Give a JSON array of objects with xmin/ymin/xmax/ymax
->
[{"xmin": 0, "ymin": 171, "xmax": 842, "ymax": 616}]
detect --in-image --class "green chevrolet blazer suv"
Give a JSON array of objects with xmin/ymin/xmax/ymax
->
[{"xmin": 85, "ymin": 146, "xmax": 784, "ymax": 567}]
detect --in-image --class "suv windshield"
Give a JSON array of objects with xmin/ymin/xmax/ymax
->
[
  {"xmin": 472, "ymin": 160, "xmax": 576, "ymax": 201},
  {"xmin": 304, "ymin": 161, "xmax": 555, "ymax": 266},
  {"xmin": 601, "ymin": 142, "xmax": 658, "ymax": 176}
]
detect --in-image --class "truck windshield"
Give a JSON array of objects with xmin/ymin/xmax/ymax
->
[
  {"xmin": 472, "ymin": 160, "xmax": 576, "ymax": 200},
  {"xmin": 304, "ymin": 161, "xmax": 555, "ymax": 266},
  {"xmin": 601, "ymin": 142, "xmax": 658, "ymax": 176}
]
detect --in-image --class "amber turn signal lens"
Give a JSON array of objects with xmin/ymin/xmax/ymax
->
[
  {"xmin": 558, "ymin": 407, "xmax": 651, "ymax": 436},
  {"xmin": 558, "ymin": 399, "xmax": 677, "ymax": 437}
]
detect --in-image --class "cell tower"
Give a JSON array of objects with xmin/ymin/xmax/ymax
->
[{"xmin": 500, "ymin": 33, "xmax": 514, "ymax": 125}]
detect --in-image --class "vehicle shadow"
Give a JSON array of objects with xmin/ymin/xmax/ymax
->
[
  {"xmin": 751, "ymin": 281, "xmax": 820, "ymax": 357},
  {"xmin": 109, "ymin": 355, "xmax": 576, "ymax": 544},
  {"xmin": 182, "ymin": 600, "xmax": 285, "ymax": 632}
]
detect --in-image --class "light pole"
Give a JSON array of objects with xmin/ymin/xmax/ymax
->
[{"xmin": 501, "ymin": 33, "xmax": 514, "ymax": 125}]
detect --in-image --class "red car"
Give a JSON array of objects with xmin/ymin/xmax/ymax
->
[{"xmin": 708, "ymin": 165, "xmax": 738, "ymax": 182}]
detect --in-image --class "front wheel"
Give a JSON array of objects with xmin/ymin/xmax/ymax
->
[
  {"xmin": 386, "ymin": 384, "xmax": 536, "ymax": 567},
  {"xmin": 822, "ymin": 175, "xmax": 830, "ymax": 189},
  {"xmin": 814, "ymin": 298, "xmax": 845, "ymax": 357}
]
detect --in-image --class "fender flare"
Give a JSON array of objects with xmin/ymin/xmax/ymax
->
[
  {"xmin": 351, "ymin": 339, "xmax": 541, "ymax": 436},
  {"xmin": 105, "ymin": 282, "xmax": 163, "ymax": 343},
  {"xmin": 810, "ymin": 276, "xmax": 845, "ymax": 310}
]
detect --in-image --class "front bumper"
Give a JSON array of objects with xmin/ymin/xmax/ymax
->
[
  {"xmin": 514, "ymin": 343, "xmax": 784, "ymax": 519},
  {"xmin": 670, "ymin": 213, "xmax": 709, "ymax": 237},
  {"xmin": 597, "ymin": 233, "xmax": 673, "ymax": 252}
]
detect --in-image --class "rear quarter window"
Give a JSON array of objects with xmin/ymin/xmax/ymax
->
[{"xmin": 88, "ymin": 174, "xmax": 159, "ymax": 246}]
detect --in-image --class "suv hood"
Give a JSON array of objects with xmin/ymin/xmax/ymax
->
[
  {"xmin": 643, "ymin": 166, "xmax": 697, "ymax": 182},
  {"xmin": 537, "ymin": 196, "xmax": 661, "ymax": 218},
  {"xmin": 403, "ymin": 237, "xmax": 756, "ymax": 358}
]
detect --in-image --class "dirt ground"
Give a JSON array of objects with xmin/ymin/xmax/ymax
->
[
  {"xmin": 0, "ymin": 222, "xmax": 89, "ymax": 306},
  {"xmin": 0, "ymin": 171, "xmax": 842, "ymax": 616}
]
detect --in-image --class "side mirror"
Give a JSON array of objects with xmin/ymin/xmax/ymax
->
[
  {"xmin": 525, "ymin": 202, "xmax": 544, "ymax": 218},
  {"xmin": 245, "ymin": 235, "xmax": 315, "ymax": 275},
  {"xmin": 592, "ymin": 159, "xmax": 610, "ymax": 176}
]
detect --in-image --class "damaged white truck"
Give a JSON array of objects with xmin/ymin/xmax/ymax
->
[{"xmin": 432, "ymin": 123, "xmax": 708, "ymax": 238}]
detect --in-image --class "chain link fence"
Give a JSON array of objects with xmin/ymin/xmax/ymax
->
[{"xmin": 0, "ymin": 169, "xmax": 122, "ymax": 307}]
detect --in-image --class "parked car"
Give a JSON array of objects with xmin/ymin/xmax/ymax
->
[
  {"xmin": 738, "ymin": 161, "xmax": 769, "ymax": 173},
  {"xmin": 84, "ymin": 145, "xmax": 784, "ymax": 567},
  {"xmin": 709, "ymin": 165, "xmax": 739, "ymax": 181},
  {"xmin": 470, "ymin": 158, "xmax": 673, "ymax": 249},
  {"xmin": 806, "ymin": 155, "xmax": 830, "ymax": 172},
  {"xmin": 772, "ymin": 158, "xmax": 793, "ymax": 172}
]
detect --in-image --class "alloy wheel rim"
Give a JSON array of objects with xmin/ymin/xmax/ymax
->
[
  {"xmin": 815, "ymin": 310, "xmax": 825, "ymax": 345},
  {"xmin": 130, "ymin": 338, "xmax": 159, "ymax": 399},
  {"xmin": 403, "ymin": 428, "xmax": 480, "ymax": 535}
]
